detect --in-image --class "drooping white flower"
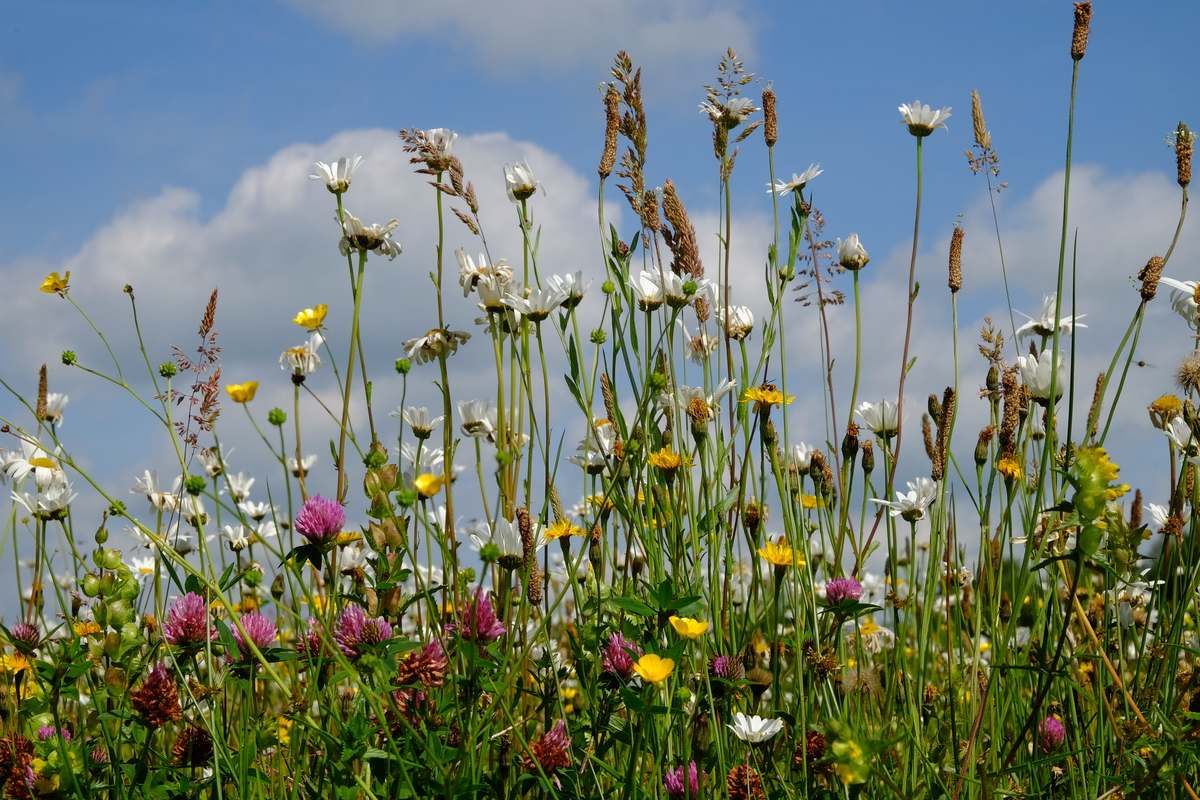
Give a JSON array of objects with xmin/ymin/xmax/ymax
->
[
  {"xmin": 769, "ymin": 164, "xmax": 822, "ymax": 196},
  {"xmin": 288, "ymin": 454, "xmax": 318, "ymax": 477},
  {"xmin": 42, "ymin": 393, "xmax": 68, "ymax": 426},
  {"xmin": 789, "ymin": 442, "xmax": 815, "ymax": 471},
  {"xmin": 196, "ymin": 445, "xmax": 231, "ymax": 478},
  {"xmin": 503, "ymin": 285, "xmax": 568, "ymax": 322},
  {"xmin": 239, "ymin": 500, "xmax": 274, "ymax": 521},
  {"xmin": 130, "ymin": 556, "xmax": 158, "ymax": 583},
  {"xmin": 470, "ymin": 517, "xmax": 546, "ymax": 564},
  {"xmin": 1159, "ymin": 277, "xmax": 1200, "ymax": 329},
  {"xmin": 223, "ymin": 471, "xmax": 255, "ymax": 502},
  {"xmin": 457, "ymin": 399, "xmax": 497, "ymax": 439},
  {"xmin": 1017, "ymin": 349, "xmax": 1065, "ymax": 400},
  {"xmin": 339, "ymin": 211, "xmax": 402, "ymax": 260},
  {"xmin": 567, "ymin": 419, "xmax": 618, "ymax": 474},
  {"xmin": 456, "ymin": 250, "xmax": 513, "ymax": 297},
  {"xmin": 13, "ymin": 481, "xmax": 78, "ymax": 518},
  {"xmin": 836, "ymin": 233, "xmax": 869, "ymax": 271},
  {"xmin": 657, "ymin": 272, "xmax": 702, "ymax": 309},
  {"xmin": 504, "ymin": 161, "xmax": 542, "ymax": 203},
  {"xmin": 3, "ymin": 439, "xmax": 66, "ymax": 489},
  {"xmin": 1147, "ymin": 502, "xmax": 1191, "ymax": 531},
  {"xmin": 898, "ymin": 100, "xmax": 952, "ymax": 136},
  {"xmin": 280, "ymin": 333, "xmax": 324, "ymax": 374},
  {"xmin": 131, "ymin": 470, "xmax": 183, "ymax": 513},
  {"xmin": 221, "ymin": 524, "xmax": 249, "ymax": 551},
  {"xmin": 310, "ymin": 155, "xmax": 364, "ymax": 194},
  {"xmin": 628, "ymin": 271, "xmax": 664, "ymax": 311},
  {"xmin": 426, "ymin": 129, "xmax": 456, "ymax": 161},
  {"xmin": 700, "ymin": 96, "xmax": 756, "ymax": 125},
  {"xmin": 1014, "ymin": 294, "xmax": 1087, "ymax": 340},
  {"xmin": 255, "ymin": 520, "xmax": 279, "ymax": 540},
  {"xmin": 721, "ymin": 304, "xmax": 755, "ymax": 340},
  {"xmin": 547, "ymin": 271, "xmax": 591, "ymax": 310},
  {"xmin": 1164, "ymin": 417, "xmax": 1197, "ymax": 455},
  {"xmin": 871, "ymin": 477, "xmax": 938, "ymax": 521},
  {"xmin": 842, "ymin": 617, "xmax": 897, "ymax": 654},
  {"xmin": 393, "ymin": 406, "xmax": 445, "ymax": 439},
  {"xmin": 856, "ymin": 400, "xmax": 900, "ymax": 437},
  {"xmin": 727, "ymin": 712, "xmax": 784, "ymax": 743},
  {"xmin": 402, "ymin": 329, "xmax": 471, "ymax": 365}
]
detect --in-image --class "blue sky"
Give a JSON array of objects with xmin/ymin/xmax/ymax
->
[{"xmin": 2, "ymin": 0, "xmax": 1199, "ymax": 579}]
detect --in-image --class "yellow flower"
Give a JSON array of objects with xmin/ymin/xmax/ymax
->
[
  {"xmin": 0, "ymin": 653, "xmax": 31, "ymax": 675},
  {"xmin": 40, "ymin": 271, "xmax": 70, "ymax": 296},
  {"xmin": 414, "ymin": 473, "xmax": 445, "ymax": 498},
  {"xmin": 996, "ymin": 457, "xmax": 1023, "ymax": 481},
  {"xmin": 1149, "ymin": 394, "xmax": 1183, "ymax": 428},
  {"xmin": 757, "ymin": 538, "xmax": 803, "ymax": 568},
  {"xmin": 633, "ymin": 654, "xmax": 675, "ymax": 684},
  {"xmin": 74, "ymin": 620, "xmax": 102, "ymax": 637},
  {"xmin": 742, "ymin": 385, "xmax": 794, "ymax": 413},
  {"xmin": 647, "ymin": 447, "xmax": 690, "ymax": 471},
  {"xmin": 277, "ymin": 716, "xmax": 293, "ymax": 746},
  {"xmin": 799, "ymin": 493, "xmax": 821, "ymax": 509},
  {"xmin": 293, "ymin": 305, "xmax": 329, "ymax": 330},
  {"xmin": 336, "ymin": 531, "xmax": 362, "ymax": 545},
  {"xmin": 225, "ymin": 382, "xmax": 259, "ymax": 403},
  {"xmin": 546, "ymin": 519, "xmax": 584, "ymax": 540},
  {"xmin": 668, "ymin": 616, "xmax": 710, "ymax": 639}
]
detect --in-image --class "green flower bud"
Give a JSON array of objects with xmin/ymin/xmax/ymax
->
[
  {"xmin": 243, "ymin": 567, "xmax": 263, "ymax": 588},
  {"xmin": 61, "ymin": 351, "xmax": 77, "ymax": 366},
  {"xmin": 270, "ymin": 573, "xmax": 286, "ymax": 600},
  {"xmin": 268, "ymin": 408, "xmax": 287, "ymax": 426},
  {"xmin": 395, "ymin": 489, "xmax": 418, "ymax": 508},
  {"xmin": 590, "ymin": 329, "xmax": 607, "ymax": 345},
  {"xmin": 95, "ymin": 526, "xmax": 109, "ymax": 545},
  {"xmin": 682, "ymin": 280, "xmax": 698, "ymax": 296},
  {"xmin": 363, "ymin": 444, "xmax": 388, "ymax": 469},
  {"xmin": 479, "ymin": 542, "xmax": 500, "ymax": 564},
  {"xmin": 99, "ymin": 572, "xmax": 116, "ymax": 595},
  {"xmin": 647, "ymin": 372, "xmax": 668, "ymax": 393},
  {"xmin": 602, "ymin": 281, "xmax": 616, "ymax": 295},
  {"xmin": 185, "ymin": 476, "xmax": 206, "ymax": 496},
  {"xmin": 395, "ymin": 358, "xmax": 412, "ymax": 374},
  {"xmin": 107, "ymin": 599, "xmax": 135, "ymax": 628},
  {"xmin": 159, "ymin": 362, "xmax": 178, "ymax": 378},
  {"xmin": 82, "ymin": 574, "xmax": 101, "ymax": 598},
  {"xmin": 107, "ymin": 501, "xmax": 126, "ymax": 518}
]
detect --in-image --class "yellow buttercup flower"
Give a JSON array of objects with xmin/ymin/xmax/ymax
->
[
  {"xmin": 647, "ymin": 447, "xmax": 690, "ymax": 471},
  {"xmin": 293, "ymin": 305, "xmax": 329, "ymax": 330},
  {"xmin": 799, "ymin": 494, "xmax": 822, "ymax": 509},
  {"xmin": 668, "ymin": 616, "xmax": 710, "ymax": 639},
  {"xmin": 996, "ymin": 457, "xmax": 1023, "ymax": 481},
  {"xmin": 633, "ymin": 653, "xmax": 675, "ymax": 684},
  {"xmin": 40, "ymin": 271, "xmax": 70, "ymax": 296},
  {"xmin": 225, "ymin": 382, "xmax": 259, "ymax": 403},
  {"xmin": 546, "ymin": 519, "xmax": 584, "ymax": 540},
  {"xmin": 757, "ymin": 538, "xmax": 804, "ymax": 568},
  {"xmin": 742, "ymin": 385, "xmax": 794, "ymax": 413},
  {"xmin": 74, "ymin": 620, "xmax": 102, "ymax": 637},
  {"xmin": 414, "ymin": 473, "xmax": 445, "ymax": 498}
]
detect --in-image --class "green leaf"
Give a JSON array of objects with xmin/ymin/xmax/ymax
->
[{"xmin": 608, "ymin": 596, "xmax": 655, "ymax": 617}]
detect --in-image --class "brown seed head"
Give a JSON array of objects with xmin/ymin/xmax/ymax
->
[
  {"xmin": 661, "ymin": 179, "xmax": 704, "ymax": 279},
  {"xmin": 1129, "ymin": 488, "xmax": 1143, "ymax": 529},
  {"xmin": 1071, "ymin": 2, "xmax": 1093, "ymax": 61},
  {"xmin": 600, "ymin": 87, "xmax": 620, "ymax": 177},
  {"xmin": 526, "ymin": 559, "xmax": 543, "ymax": 605},
  {"xmin": 762, "ymin": 88, "xmax": 778, "ymax": 147},
  {"xmin": 171, "ymin": 726, "xmax": 214, "ymax": 767},
  {"xmin": 922, "ymin": 414, "xmax": 936, "ymax": 463},
  {"xmin": 516, "ymin": 507, "xmax": 534, "ymax": 565},
  {"xmin": 1138, "ymin": 255, "xmax": 1165, "ymax": 302},
  {"xmin": 933, "ymin": 387, "xmax": 955, "ymax": 482},
  {"xmin": 1177, "ymin": 352, "xmax": 1200, "ymax": 396},
  {"xmin": 1175, "ymin": 122, "xmax": 1194, "ymax": 188},
  {"xmin": 727, "ymin": 764, "xmax": 766, "ymax": 800},
  {"xmin": 948, "ymin": 227, "xmax": 964, "ymax": 293},
  {"xmin": 970, "ymin": 89, "xmax": 991, "ymax": 151},
  {"xmin": 1000, "ymin": 369, "xmax": 1020, "ymax": 458},
  {"xmin": 36, "ymin": 365, "xmax": 47, "ymax": 422}
]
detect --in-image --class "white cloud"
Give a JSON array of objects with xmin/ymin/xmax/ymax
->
[{"xmin": 279, "ymin": 0, "xmax": 753, "ymax": 73}]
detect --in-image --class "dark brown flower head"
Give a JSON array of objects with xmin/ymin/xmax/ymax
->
[
  {"xmin": 600, "ymin": 87, "xmax": 620, "ymax": 177},
  {"xmin": 395, "ymin": 639, "xmax": 447, "ymax": 689},
  {"xmin": 726, "ymin": 764, "xmax": 766, "ymax": 800},
  {"xmin": 762, "ymin": 88, "xmax": 778, "ymax": 147},
  {"xmin": 948, "ymin": 226, "xmax": 964, "ymax": 293},
  {"xmin": 0, "ymin": 734, "xmax": 34, "ymax": 800},
  {"xmin": 795, "ymin": 730, "xmax": 826, "ymax": 768},
  {"xmin": 1174, "ymin": 122, "xmax": 1194, "ymax": 188},
  {"xmin": 521, "ymin": 720, "xmax": 570, "ymax": 775},
  {"xmin": 1139, "ymin": 255, "xmax": 1165, "ymax": 302},
  {"xmin": 131, "ymin": 663, "xmax": 182, "ymax": 729},
  {"xmin": 1071, "ymin": 2, "xmax": 1093, "ymax": 60},
  {"xmin": 171, "ymin": 726, "xmax": 213, "ymax": 767}
]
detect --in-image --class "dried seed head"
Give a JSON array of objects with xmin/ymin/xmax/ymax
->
[
  {"xmin": 860, "ymin": 439, "xmax": 875, "ymax": 475},
  {"xmin": 1086, "ymin": 372, "xmax": 1105, "ymax": 438},
  {"xmin": 661, "ymin": 180, "xmax": 703, "ymax": 279},
  {"xmin": 600, "ymin": 87, "xmax": 620, "ymax": 177},
  {"xmin": 1174, "ymin": 122, "xmax": 1195, "ymax": 188},
  {"xmin": 933, "ymin": 387, "xmax": 955, "ymax": 482},
  {"xmin": 970, "ymin": 89, "xmax": 991, "ymax": 151},
  {"xmin": 762, "ymin": 88, "xmax": 778, "ymax": 147},
  {"xmin": 922, "ymin": 415, "xmax": 936, "ymax": 463},
  {"xmin": 948, "ymin": 227, "xmax": 964, "ymax": 293},
  {"xmin": 1138, "ymin": 255, "xmax": 1165, "ymax": 302},
  {"xmin": 1000, "ymin": 370, "xmax": 1020, "ymax": 458},
  {"xmin": 1130, "ymin": 488, "xmax": 1143, "ymax": 529},
  {"xmin": 526, "ymin": 559, "xmax": 543, "ymax": 605},
  {"xmin": 1177, "ymin": 352, "xmax": 1200, "ymax": 397},
  {"xmin": 1071, "ymin": 2, "xmax": 1093, "ymax": 61},
  {"xmin": 36, "ymin": 365, "xmax": 47, "ymax": 421}
]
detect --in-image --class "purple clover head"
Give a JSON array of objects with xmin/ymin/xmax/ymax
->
[
  {"xmin": 333, "ymin": 604, "xmax": 393, "ymax": 658},
  {"xmin": 1039, "ymin": 715, "xmax": 1066, "ymax": 753},
  {"xmin": 450, "ymin": 588, "xmax": 507, "ymax": 644},
  {"xmin": 37, "ymin": 726, "xmax": 70, "ymax": 742},
  {"xmin": 9, "ymin": 622, "xmax": 40, "ymax": 651},
  {"xmin": 824, "ymin": 576, "xmax": 863, "ymax": 605},
  {"xmin": 601, "ymin": 632, "xmax": 641, "ymax": 681},
  {"xmin": 663, "ymin": 761, "xmax": 701, "ymax": 800},
  {"xmin": 542, "ymin": 719, "xmax": 570, "ymax": 753},
  {"xmin": 231, "ymin": 612, "xmax": 278, "ymax": 660},
  {"xmin": 298, "ymin": 617, "xmax": 327, "ymax": 658},
  {"xmin": 709, "ymin": 654, "xmax": 744, "ymax": 681},
  {"xmin": 162, "ymin": 592, "xmax": 215, "ymax": 648},
  {"xmin": 294, "ymin": 494, "xmax": 345, "ymax": 546}
]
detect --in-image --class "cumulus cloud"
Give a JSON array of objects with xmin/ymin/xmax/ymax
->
[{"xmin": 279, "ymin": 0, "xmax": 753, "ymax": 73}]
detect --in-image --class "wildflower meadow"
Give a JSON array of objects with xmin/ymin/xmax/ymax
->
[{"xmin": 6, "ymin": 4, "xmax": 1200, "ymax": 798}]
